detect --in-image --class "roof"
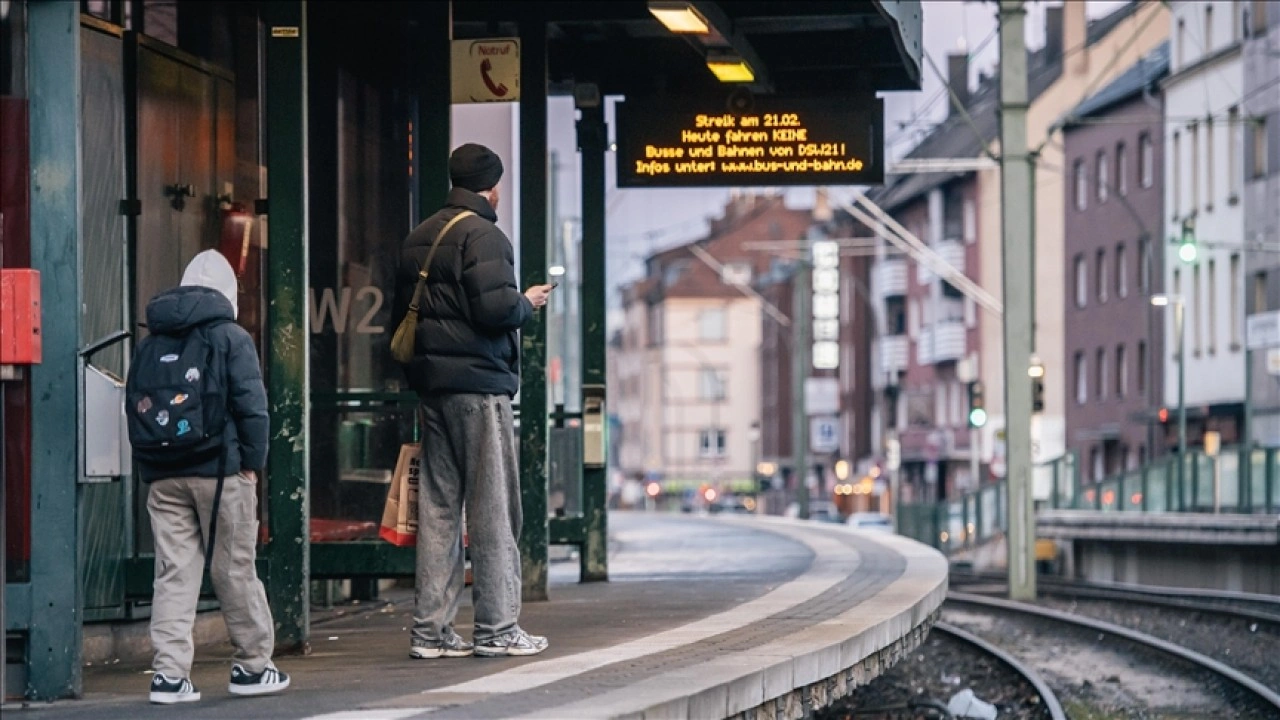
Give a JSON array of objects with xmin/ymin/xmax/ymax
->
[
  {"xmin": 1063, "ymin": 41, "xmax": 1169, "ymax": 126},
  {"xmin": 866, "ymin": 1, "xmax": 1144, "ymax": 213}
]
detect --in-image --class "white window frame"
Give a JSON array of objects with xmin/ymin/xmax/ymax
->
[
  {"xmin": 1117, "ymin": 244, "xmax": 1128, "ymax": 299},
  {"xmin": 1117, "ymin": 344, "xmax": 1128, "ymax": 399},
  {"xmin": 1117, "ymin": 142, "xmax": 1129, "ymax": 196},
  {"xmin": 1075, "ymin": 254, "xmax": 1088, "ymax": 309},
  {"xmin": 1140, "ymin": 133, "xmax": 1154, "ymax": 189},
  {"xmin": 698, "ymin": 428, "xmax": 726, "ymax": 458},
  {"xmin": 1228, "ymin": 107, "xmax": 1240, "ymax": 198},
  {"xmin": 1253, "ymin": 116, "xmax": 1269, "ymax": 179},
  {"xmin": 1075, "ymin": 351, "xmax": 1087, "ymax": 406},
  {"xmin": 1208, "ymin": 258, "xmax": 1217, "ymax": 354},
  {"xmin": 1097, "ymin": 249, "xmax": 1109, "ymax": 304},
  {"xmin": 699, "ymin": 367, "xmax": 726, "ymax": 401},
  {"xmin": 1096, "ymin": 150, "xmax": 1109, "ymax": 202},
  {"xmin": 1074, "ymin": 158, "xmax": 1088, "ymax": 211},
  {"xmin": 1097, "ymin": 347, "xmax": 1108, "ymax": 401},
  {"xmin": 698, "ymin": 307, "xmax": 727, "ymax": 342}
]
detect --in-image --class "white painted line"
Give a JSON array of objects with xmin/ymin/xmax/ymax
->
[
  {"xmin": 419, "ymin": 527, "xmax": 856, "ymax": 698},
  {"xmin": 300, "ymin": 709, "xmax": 434, "ymax": 720}
]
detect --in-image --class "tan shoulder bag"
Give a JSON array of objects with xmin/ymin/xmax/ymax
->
[{"xmin": 390, "ymin": 210, "xmax": 475, "ymax": 364}]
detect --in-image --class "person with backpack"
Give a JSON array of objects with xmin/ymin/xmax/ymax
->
[
  {"xmin": 393, "ymin": 144, "xmax": 554, "ymax": 659},
  {"xmin": 126, "ymin": 250, "xmax": 288, "ymax": 703}
]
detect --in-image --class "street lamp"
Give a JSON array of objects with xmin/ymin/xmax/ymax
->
[{"xmin": 1151, "ymin": 294, "xmax": 1186, "ymax": 502}]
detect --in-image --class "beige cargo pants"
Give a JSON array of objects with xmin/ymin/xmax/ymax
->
[{"xmin": 147, "ymin": 473, "xmax": 274, "ymax": 678}]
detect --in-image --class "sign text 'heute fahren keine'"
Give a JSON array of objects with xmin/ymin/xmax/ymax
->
[{"xmin": 615, "ymin": 96, "xmax": 884, "ymax": 187}]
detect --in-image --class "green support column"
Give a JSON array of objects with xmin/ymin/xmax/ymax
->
[
  {"xmin": 577, "ymin": 99, "xmax": 608, "ymax": 582},
  {"xmin": 27, "ymin": 0, "xmax": 83, "ymax": 699},
  {"xmin": 263, "ymin": 0, "xmax": 310, "ymax": 649},
  {"xmin": 518, "ymin": 14, "xmax": 550, "ymax": 602},
  {"xmin": 416, "ymin": 2, "xmax": 451, "ymax": 222}
]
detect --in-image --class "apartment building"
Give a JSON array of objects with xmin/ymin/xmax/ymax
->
[
  {"xmin": 613, "ymin": 194, "xmax": 811, "ymax": 495},
  {"xmin": 1160, "ymin": 0, "xmax": 1250, "ymax": 444},
  {"xmin": 864, "ymin": 1, "xmax": 1170, "ymax": 502},
  {"xmin": 1061, "ymin": 43, "xmax": 1168, "ymax": 481},
  {"xmin": 1241, "ymin": 1, "xmax": 1280, "ymax": 444}
]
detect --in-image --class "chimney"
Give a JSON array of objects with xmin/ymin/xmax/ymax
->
[
  {"xmin": 1063, "ymin": 0, "xmax": 1088, "ymax": 75},
  {"xmin": 946, "ymin": 53, "xmax": 969, "ymax": 116},
  {"xmin": 1044, "ymin": 5, "xmax": 1064, "ymax": 63}
]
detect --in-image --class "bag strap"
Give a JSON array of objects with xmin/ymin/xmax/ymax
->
[
  {"xmin": 407, "ymin": 210, "xmax": 475, "ymax": 313},
  {"xmin": 203, "ymin": 449, "xmax": 227, "ymax": 578}
]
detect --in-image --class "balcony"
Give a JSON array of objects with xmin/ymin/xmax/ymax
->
[
  {"xmin": 874, "ymin": 259, "xmax": 908, "ymax": 299},
  {"xmin": 935, "ymin": 240, "xmax": 966, "ymax": 279},
  {"xmin": 916, "ymin": 320, "xmax": 966, "ymax": 366},
  {"xmin": 874, "ymin": 336, "xmax": 909, "ymax": 388}
]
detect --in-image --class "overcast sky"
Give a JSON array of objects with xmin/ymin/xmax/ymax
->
[{"xmin": 540, "ymin": 1, "xmax": 1131, "ymax": 315}]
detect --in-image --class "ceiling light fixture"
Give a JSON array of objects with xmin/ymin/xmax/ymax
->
[
  {"xmin": 706, "ymin": 52, "xmax": 755, "ymax": 83},
  {"xmin": 647, "ymin": 1, "xmax": 711, "ymax": 34}
]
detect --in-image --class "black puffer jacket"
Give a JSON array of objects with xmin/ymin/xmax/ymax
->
[
  {"xmin": 394, "ymin": 188, "xmax": 533, "ymax": 397},
  {"xmin": 135, "ymin": 285, "xmax": 270, "ymax": 482}
]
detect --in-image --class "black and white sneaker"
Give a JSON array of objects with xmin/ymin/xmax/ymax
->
[
  {"xmin": 410, "ymin": 629, "xmax": 474, "ymax": 659},
  {"xmin": 474, "ymin": 628, "xmax": 549, "ymax": 657},
  {"xmin": 149, "ymin": 673, "xmax": 201, "ymax": 704},
  {"xmin": 228, "ymin": 662, "xmax": 291, "ymax": 696}
]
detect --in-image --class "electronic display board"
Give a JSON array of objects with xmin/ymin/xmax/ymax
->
[{"xmin": 615, "ymin": 96, "xmax": 884, "ymax": 188}]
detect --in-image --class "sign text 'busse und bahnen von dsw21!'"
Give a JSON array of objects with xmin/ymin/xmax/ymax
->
[{"xmin": 615, "ymin": 97, "xmax": 884, "ymax": 188}]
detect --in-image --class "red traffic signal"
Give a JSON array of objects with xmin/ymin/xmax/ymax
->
[{"xmin": 1158, "ymin": 407, "xmax": 1169, "ymax": 423}]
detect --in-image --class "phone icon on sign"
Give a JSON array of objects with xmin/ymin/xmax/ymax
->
[{"xmin": 480, "ymin": 58, "xmax": 508, "ymax": 97}]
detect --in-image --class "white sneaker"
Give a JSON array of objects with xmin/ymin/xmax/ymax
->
[
  {"xmin": 474, "ymin": 629, "xmax": 549, "ymax": 657},
  {"xmin": 228, "ymin": 662, "xmax": 291, "ymax": 696}
]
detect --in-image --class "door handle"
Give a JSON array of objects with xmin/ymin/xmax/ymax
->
[{"xmin": 165, "ymin": 183, "xmax": 197, "ymax": 210}]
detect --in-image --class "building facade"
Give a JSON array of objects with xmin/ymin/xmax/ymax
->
[
  {"xmin": 1061, "ymin": 43, "xmax": 1169, "ymax": 482},
  {"xmin": 1242, "ymin": 1, "xmax": 1280, "ymax": 444},
  {"xmin": 1160, "ymin": 0, "xmax": 1249, "ymax": 445}
]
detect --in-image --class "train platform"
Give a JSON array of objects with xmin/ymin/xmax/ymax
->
[{"xmin": 8, "ymin": 512, "xmax": 947, "ymax": 720}]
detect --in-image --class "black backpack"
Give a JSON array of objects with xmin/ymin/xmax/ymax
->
[{"xmin": 126, "ymin": 319, "xmax": 231, "ymax": 573}]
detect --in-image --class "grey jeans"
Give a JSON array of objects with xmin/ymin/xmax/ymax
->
[
  {"xmin": 148, "ymin": 474, "xmax": 274, "ymax": 678},
  {"xmin": 412, "ymin": 393, "xmax": 523, "ymax": 644}
]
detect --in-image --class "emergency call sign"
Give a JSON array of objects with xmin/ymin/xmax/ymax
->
[{"xmin": 615, "ymin": 96, "xmax": 884, "ymax": 187}]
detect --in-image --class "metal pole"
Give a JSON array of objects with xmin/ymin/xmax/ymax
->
[
  {"xmin": 792, "ymin": 260, "xmax": 811, "ymax": 519},
  {"xmin": 578, "ymin": 100, "xmax": 608, "ymax": 581},
  {"xmin": 999, "ymin": 0, "xmax": 1036, "ymax": 602},
  {"xmin": 1244, "ymin": 347, "xmax": 1253, "ymax": 506},
  {"xmin": 1177, "ymin": 299, "xmax": 1187, "ymax": 507},
  {"xmin": 969, "ymin": 427, "xmax": 980, "ymax": 492}
]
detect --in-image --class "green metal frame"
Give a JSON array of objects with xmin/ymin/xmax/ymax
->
[
  {"xmin": 262, "ymin": 0, "xmax": 310, "ymax": 651},
  {"xmin": 518, "ymin": 14, "xmax": 550, "ymax": 602},
  {"xmin": 25, "ymin": 0, "xmax": 84, "ymax": 700}
]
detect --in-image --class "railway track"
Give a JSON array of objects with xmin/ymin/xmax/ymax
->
[
  {"xmin": 947, "ymin": 591, "xmax": 1280, "ymax": 717},
  {"xmin": 932, "ymin": 622, "xmax": 1067, "ymax": 720}
]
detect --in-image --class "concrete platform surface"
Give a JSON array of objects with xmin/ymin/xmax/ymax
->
[{"xmin": 7, "ymin": 512, "xmax": 947, "ymax": 720}]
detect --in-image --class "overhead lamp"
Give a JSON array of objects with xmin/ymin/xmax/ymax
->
[
  {"xmin": 647, "ymin": 1, "xmax": 711, "ymax": 34},
  {"xmin": 706, "ymin": 53, "xmax": 755, "ymax": 83}
]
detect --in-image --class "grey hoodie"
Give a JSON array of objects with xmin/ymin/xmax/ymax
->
[{"xmin": 135, "ymin": 251, "xmax": 269, "ymax": 482}]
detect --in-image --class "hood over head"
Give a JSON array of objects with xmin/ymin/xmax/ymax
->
[{"xmin": 145, "ymin": 250, "xmax": 239, "ymax": 335}]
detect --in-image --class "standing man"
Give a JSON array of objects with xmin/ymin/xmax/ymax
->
[
  {"xmin": 395, "ymin": 143, "xmax": 554, "ymax": 658},
  {"xmin": 128, "ymin": 250, "xmax": 288, "ymax": 703}
]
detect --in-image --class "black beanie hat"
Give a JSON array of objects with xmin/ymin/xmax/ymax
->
[{"xmin": 449, "ymin": 143, "xmax": 504, "ymax": 192}]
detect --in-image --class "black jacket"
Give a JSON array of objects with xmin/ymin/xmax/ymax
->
[
  {"xmin": 395, "ymin": 188, "xmax": 532, "ymax": 397},
  {"xmin": 135, "ymin": 286, "xmax": 270, "ymax": 482}
]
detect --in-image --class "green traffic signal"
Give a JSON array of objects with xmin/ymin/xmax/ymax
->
[
  {"xmin": 967, "ymin": 381, "xmax": 986, "ymax": 428},
  {"xmin": 1178, "ymin": 240, "xmax": 1198, "ymax": 263},
  {"xmin": 968, "ymin": 407, "xmax": 988, "ymax": 428}
]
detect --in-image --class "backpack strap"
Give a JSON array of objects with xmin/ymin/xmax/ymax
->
[{"xmin": 204, "ymin": 449, "xmax": 227, "ymax": 577}]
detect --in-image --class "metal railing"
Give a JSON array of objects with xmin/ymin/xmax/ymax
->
[{"xmin": 898, "ymin": 446, "xmax": 1280, "ymax": 553}]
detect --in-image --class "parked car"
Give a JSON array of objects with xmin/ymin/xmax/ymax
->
[
  {"xmin": 845, "ymin": 512, "xmax": 895, "ymax": 532},
  {"xmin": 786, "ymin": 500, "xmax": 842, "ymax": 523}
]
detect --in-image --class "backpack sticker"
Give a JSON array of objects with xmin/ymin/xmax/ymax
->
[
  {"xmin": 160, "ymin": 354, "xmax": 180, "ymax": 363},
  {"xmin": 176, "ymin": 419, "xmax": 191, "ymax": 436},
  {"xmin": 137, "ymin": 396, "xmax": 153, "ymax": 413},
  {"xmin": 156, "ymin": 410, "xmax": 170, "ymax": 427},
  {"xmin": 185, "ymin": 367, "xmax": 201, "ymax": 383},
  {"xmin": 170, "ymin": 393, "xmax": 188, "ymax": 406}
]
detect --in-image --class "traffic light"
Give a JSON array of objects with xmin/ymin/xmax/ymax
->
[
  {"xmin": 1177, "ymin": 217, "xmax": 1197, "ymax": 264},
  {"xmin": 1029, "ymin": 358, "xmax": 1046, "ymax": 414},
  {"xmin": 967, "ymin": 381, "xmax": 987, "ymax": 428},
  {"xmin": 1158, "ymin": 406, "xmax": 1170, "ymax": 424}
]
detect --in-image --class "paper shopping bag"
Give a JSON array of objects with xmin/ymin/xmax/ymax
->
[{"xmin": 379, "ymin": 443, "xmax": 421, "ymax": 546}]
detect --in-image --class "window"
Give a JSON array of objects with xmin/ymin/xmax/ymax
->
[
  {"xmin": 1097, "ymin": 347, "xmax": 1108, "ymax": 400},
  {"xmin": 1140, "ymin": 237, "xmax": 1151, "ymax": 292},
  {"xmin": 699, "ymin": 367, "xmax": 725, "ymax": 401},
  {"xmin": 1207, "ymin": 258, "xmax": 1217, "ymax": 354},
  {"xmin": 1117, "ymin": 142, "xmax": 1129, "ymax": 196},
  {"xmin": 908, "ymin": 298, "xmax": 919, "ymax": 337},
  {"xmin": 1205, "ymin": 118, "xmax": 1215, "ymax": 210},
  {"xmin": 1096, "ymin": 150, "xmax": 1109, "ymax": 202},
  {"xmin": 1096, "ymin": 249, "xmax": 1108, "ymax": 303},
  {"xmin": 1190, "ymin": 123, "xmax": 1199, "ymax": 211},
  {"xmin": 721, "ymin": 262, "xmax": 752, "ymax": 286},
  {"xmin": 1193, "ymin": 263, "xmax": 1202, "ymax": 355},
  {"xmin": 1074, "ymin": 159, "xmax": 1088, "ymax": 211},
  {"xmin": 1075, "ymin": 351, "xmax": 1087, "ymax": 405},
  {"xmin": 1252, "ymin": 116, "xmax": 1269, "ymax": 179},
  {"xmin": 648, "ymin": 305, "xmax": 664, "ymax": 346},
  {"xmin": 1252, "ymin": 0, "xmax": 1269, "ymax": 35},
  {"xmin": 1228, "ymin": 107, "xmax": 1240, "ymax": 198},
  {"xmin": 1231, "ymin": 254, "xmax": 1241, "ymax": 347},
  {"xmin": 1075, "ymin": 254, "xmax": 1088, "ymax": 308},
  {"xmin": 1137, "ymin": 341, "xmax": 1148, "ymax": 395},
  {"xmin": 1116, "ymin": 345, "xmax": 1127, "ymax": 399},
  {"xmin": 1173, "ymin": 131, "xmax": 1182, "ymax": 216},
  {"xmin": 699, "ymin": 429, "xmax": 727, "ymax": 458},
  {"xmin": 699, "ymin": 308, "xmax": 726, "ymax": 341},
  {"xmin": 1117, "ymin": 244, "xmax": 1128, "ymax": 299},
  {"xmin": 1140, "ymin": 133, "xmax": 1154, "ymax": 188},
  {"xmin": 963, "ymin": 199, "xmax": 976, "ymax": 245},
  {"xmin": 1205, "ymin": 5, "xmax": 1214, "ymax": 53},
  {"xmin": 1255, "ymin": 271, "xmax": 1268, "ymax": 314}
]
